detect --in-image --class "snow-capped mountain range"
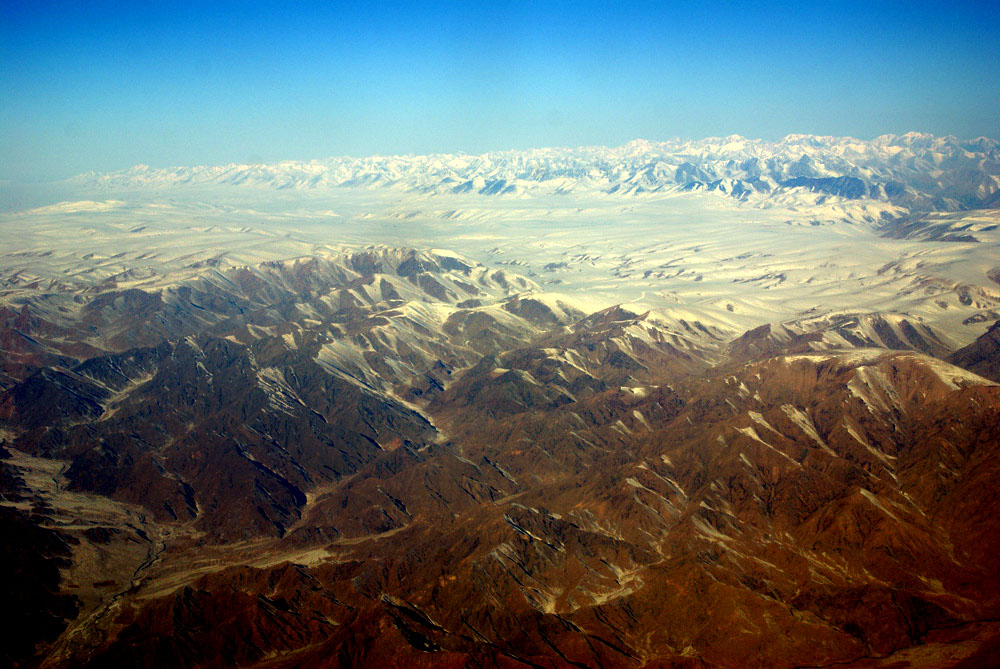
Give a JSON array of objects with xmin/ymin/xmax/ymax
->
[
  {"xmin": 74, "ymin": 133, "xmax": 1000, "ymax": 210},
  {"xmin": 6, "ymin": 133, "xmax": 1000, "ymax": 667}
]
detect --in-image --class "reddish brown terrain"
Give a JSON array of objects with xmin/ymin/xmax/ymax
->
[{"xmin": 2, "ymin": 249, "xmax": 999, "ymax": 668}]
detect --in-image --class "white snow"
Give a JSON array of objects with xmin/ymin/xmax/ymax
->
[
  {"xmin": 2, "ymin": 134, "xmax": 999, "ymax": 359},
  {"xmin": 780, "ymin": 405, "xmax": 835, "ymax": 455}
]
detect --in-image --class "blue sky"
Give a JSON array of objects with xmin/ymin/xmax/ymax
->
[{"xmin": 2, "ymin": 0, "xmax": 998, "ymax": 181}]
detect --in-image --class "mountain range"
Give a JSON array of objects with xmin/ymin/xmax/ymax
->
[
  {"xmin": 72, "ymin": 133, "xmax": 1000, "ymax": 210},
  {"xmin": 2, "ymin": 135, "xmax": 1000, "ymax": 667}
]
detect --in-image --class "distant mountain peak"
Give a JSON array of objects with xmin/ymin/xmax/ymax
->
[{"xmin": 72, "ymin": 133, "xmax": 1000, "ymax": 212}]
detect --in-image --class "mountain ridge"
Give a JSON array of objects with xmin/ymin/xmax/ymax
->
[
  {"xmin": 3, "ymin": 248, "xmax": 1000, "ymax": 666},
  {"xmin": 66, "ymin": 133, "xmax": 1000, "ymax": 211},
  {"xmin": 3, "ymin": 129, "xmax": 1000, "ymax": 665}
]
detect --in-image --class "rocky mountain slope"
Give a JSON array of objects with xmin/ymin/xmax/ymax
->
[
  {"xmin": 2, "ymin": 247, "xmax": 999, "ymax": 667},
  {"xmin": 948, "ymin": 319, "xmax": 1000, "ymax": 383}
]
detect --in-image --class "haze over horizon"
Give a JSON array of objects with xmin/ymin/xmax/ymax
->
[{"xmin": 3, "ymin": 0, "xmax": 999, "ymax": 182}]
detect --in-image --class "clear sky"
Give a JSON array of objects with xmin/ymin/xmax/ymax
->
[{"xmin": 2, "ymin": 0, "xmax": 998, "ymax": 181}]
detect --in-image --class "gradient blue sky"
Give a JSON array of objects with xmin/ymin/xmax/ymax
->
[{"xmin": 2, "ymin": 0, "xmax": 998, "ymax": 181}]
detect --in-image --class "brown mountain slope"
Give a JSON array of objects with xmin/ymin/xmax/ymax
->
[
  {"xmin": 3, "ymin": 253, "xmax": 1000, "ymax": 667},
  {"xmin": 20, "ymin": 350, "xmax": 995, "ymax": 668},
  {"xmin": 948, "ymin": 319, "xmax": 1000, "ymax": 382}
]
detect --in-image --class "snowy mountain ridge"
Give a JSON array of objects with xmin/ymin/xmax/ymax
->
[{"xmin": 73, "ymin": 133, "xmax": 1000, "ymax": 210}]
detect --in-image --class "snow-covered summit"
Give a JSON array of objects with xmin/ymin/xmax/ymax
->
[{"xmin": 72, "ymin": 133, "xmax": 1000, "ymax": 211}]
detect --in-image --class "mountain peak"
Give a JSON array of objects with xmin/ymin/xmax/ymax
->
[{"xmin": 62, "ymin": 133, "xmax": 1000, "ymax": 212}]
